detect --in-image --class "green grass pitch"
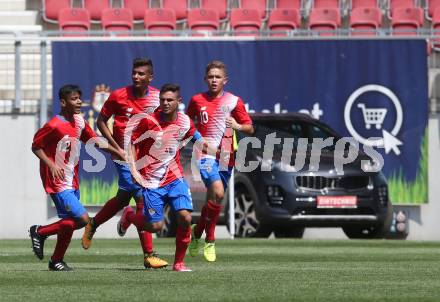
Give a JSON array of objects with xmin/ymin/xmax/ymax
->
[{"xmin": 1, "ymin": 239, "xmax": 440, "ymax": 301}]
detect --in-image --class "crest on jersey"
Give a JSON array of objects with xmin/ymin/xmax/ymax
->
[
  {"xmin": 148, "ymin": 208, "xmax": 156, "ymax": 215},
  {"xmin": 144, "ymin": 106, "xmax": 155, "ymax": 114},
  {"xmin": 178, "ymin": 128, "xmax": 186, "ymax": 138},
  {"xmin": 221, "ymin": 104, "xmax": 231, "ymax": 113},
  {"xmin": 91, "ymin": 84, "xmax": 111, "ymax": 112}
]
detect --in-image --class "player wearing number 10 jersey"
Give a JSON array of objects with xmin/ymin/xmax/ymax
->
[{"xmin": 186, "ymin": 60, "xmax": 254, "ymax": 262}]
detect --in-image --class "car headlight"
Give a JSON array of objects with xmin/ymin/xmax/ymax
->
[{"xmin": 257, "ymin": 156, "xmax": 297, "ymax": 172}]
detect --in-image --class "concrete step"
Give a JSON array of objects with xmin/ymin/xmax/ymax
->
[
  {"xmin": 0, "ymin": 11, "xmax": 38, "ymax": 26},
  {"xmin": 0, "ymin": 69, "xmax": 52, "ymax": 86},
  {"xmin": 0, "ymin": 0, "xmax": 27, "ymax": 11},
  {"xmin": 0, "ymin": 85, "xmax": 51, "ymax": 100}
]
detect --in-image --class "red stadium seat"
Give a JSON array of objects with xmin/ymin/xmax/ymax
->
[
  {"xmin": 388, "ymin": 0, "xmax": 416, "ymax": 18},
  {"xmin": 58, "ymin": 8, "xmax": 91, "ymax": 35},
  {"xmin": 351, "ymin": 0, "xmax": 378, "ymax": 9},
  {"xmin": 391, "ymin": 7, "xmax": 423, "ymax": 35},
  {"xmin": 230, "ymin": 8, "xmax": 261, "ymax": 36},
  {"xmin": 199, "ymin": 0, "xmax": 228, "ymax": 21},
  {"xmin": 101, "ymin": 8, "xmax": 134, "ymax": 33},
  {"xmin": 426, "ymin": 0, "xmax": 440, "ymax": 19},
  {"xmin": 144, "ymin": 8, "xmax": 176, "ymax": 36},
  {"xmin": 162, "ymin": 0, "xmax": 189, "ymax": 21},
  {"xmin": 432, "ymin": 7, "xmax": 440, "ymax": 49},
  {"xmin": 83, "ymin": 0, "xmax": 111, "ymax": 22},
  {"xmin": 313, "ymin": 0, "xmax": 339, "ymax": 9},
  {"xmin": 123, "ymin": 0, "xmax": 150, "ymax": 22},
  {"xmin": 240, "ymin": 0, "xmax": 268, "ymax": 19},
  {"xmin": 188, "ymin": 9, "xmax": 220, "ymax": 34},
  {"xmin": 267, "ymin": 9, "xmax": 301, "ymax": 36},
  {"xmin": 42, "ymin": 0, "xmax": 72, "ymax": 23},
  {"xmin": 275, "ymin": 0, "xmax": 301, "ymax": 10},
  {"xmin": 309, "ymin": 8, "xmax": 340, "ymax": 35},
  {"xmin": 350, "ymin": 7, "xmax": 382, "ymax": 35}
]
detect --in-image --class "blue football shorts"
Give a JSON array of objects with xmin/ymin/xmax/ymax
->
[
  {"xmin": 114, "ymin": 161, "xmax": 142, "ymax": 198},
  {"xmin": 50, "ymin": 189, "xmax": 87, "ymax": 219},
  {"xmin": 142, "ymin": 179, "xmax": 193, "ymax": 223},
  {"xmin": 197, "ymin": 158, "xmax": 233, "ymax": 189}
]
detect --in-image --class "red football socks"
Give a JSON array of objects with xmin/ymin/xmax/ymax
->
[
  {"xmin": 94, "ymin": 197, "xmax": 123, "ymax": 226},
  {"xmin": 51, "ymin": 218, "xmax": 76, "ymax": 262},
  {"xmin": 136, "ymin": 200, "xmax": 153, "ymax": 254},
  {"xmin": 37, "ymin": 220, "xmax": 64, "ymax": 237},
  {"xmin": 174, "ymin": 224, "xmax": 191, "ymax": 264},
  {"xmin": 194, "ymin": 203, "xmax": 208, "ymax": 238},
  {"xmin": 127, "ymin": 211, "xmax": 145, "ymax": 230},
  {"xmin": 205, "ymin": 200, "xmax": 223, "ymax": 242}
]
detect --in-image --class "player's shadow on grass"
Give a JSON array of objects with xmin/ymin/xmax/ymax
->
[{"xmin": 81, "ymin": 267, "xmax": 167, "ymax": 272}]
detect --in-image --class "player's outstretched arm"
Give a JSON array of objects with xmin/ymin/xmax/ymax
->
[
  {"xmin": 226, "ymin": 117, "xmax": 254, "ymax": 135},
  {"xmin": 32, "ymin": 148, "xmax": 64, "ymax": 181},
  {"xmin": 97, "ymin": 113, "xmax": 124, "ymax": 154}
]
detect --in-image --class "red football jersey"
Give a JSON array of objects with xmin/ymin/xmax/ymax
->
[
  {"xmin": 130, "ymin": 111, "xmax": 197, "ymax": 188},
  {"xmin": 32, "ymin": 114, "xmax": 97, "ymax": 194},
  {"xmin": 186, "ymin": 91, "xmax": 252, "ymax": 167},
  {"xmin": 100, "ymin": 85, "xmax": 160, "ymax": 149}
]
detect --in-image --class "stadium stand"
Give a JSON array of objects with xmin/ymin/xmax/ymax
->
[
  {"xmin": 42, "ymin": 0, "xmax": 71, "ymax": 23},
  {"xmin": 388, "ymin": 0, "xmax": 417, "ymax": 19},
  {"xmin": 122, "ymin": 0, "xmax": 150, "ymax": 22},
  {"xmin": 101, "ymin": 7, "xmax": 134, "ymax": 32},
  {"xmin": 144, "ymin": 8, "xmax": 176, "ymax": 35},
  {"xmin": 199, "ymin": 0, "xmax": 228, "ymax": 21},
  {"xmin": 349, "ymin": 7, "xmax": 382, "ymax": 35},
  {"xmin": 187, "ymin": 8, "xmax": 220, "ymax": 33},
  {"xmin": 350, "ymin": 0, "xmax": 378, "ymax": 9},
  {"xmin": 230, "ymin": 8, "xmax": 261, "ymax": 36},
  {"xmin": 58, "ymin": 7, "xmax": 91, "ymax": 34},
  {"xmin": 267, "ymin": 8, "xmax": 301, "ymax": 36},
  {"xmin": 391, "ymin": 6, "xmax": 423, "ymax": 35},
  {"xmin": 240, "ymin": 0, "xmax": 268, "ymax": 20},
  {"xmin": 275, "ymin": 0, "xmax": 301, "ymax": 10},
  {"xmin": 309, "ymin": 7, "xmax": 341, "ymax": 35},
  {"xmin": 83, "ymin": 0, "xmax": 111, "ymax": 22},
  {"xmin": 162, "ymin": 0, "xmax": 188, "ymax": 22},
  {"xmin": 426, "ymin": 0, "xmax": 440, "ymax": 20}
]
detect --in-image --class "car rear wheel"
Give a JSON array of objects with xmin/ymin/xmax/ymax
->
[
  {"xmin": 226, "ymin": 180, "xmax": 272, "ymax": 238},
  {"xmin": 156, "ymin": 204, "xmax": 177, "ymax": 238},
  {"xmin": 274, "ymin": 227, "xmax": 305, "ymax": 238}
]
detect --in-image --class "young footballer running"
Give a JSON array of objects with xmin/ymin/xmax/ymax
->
[
  {"xmin": 186, "ymin": 60, "xmax": 254, "ymax": 262},
  {"xmin": 81, "ymin": 58, "xmax": 168, "ymax": 269},
  {"xmin": 29, "ymin": 84, "xmax": 125, "ymax": 271},
  {"xmin": 118, "ymin": 83, "xmax": 216, "ymax": 272}
]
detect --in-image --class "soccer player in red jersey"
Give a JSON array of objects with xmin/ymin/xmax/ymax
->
[
  {"xmin": 29, "ymin": 84, "xmax": 125, "ymax": 271},
  {"xmin": 81, "ymin": 58, "xmax": 168, "ymax": 269},
  {"xmin": 186, "ymin": 60, "xmax": 254, "ymax": 262},
  {"xmin": 118, "ymin": 83, "xmax": 214, "ymax": 271}
]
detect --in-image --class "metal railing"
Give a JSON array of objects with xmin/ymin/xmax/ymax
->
[{"xmin": 1, "ymin": 28, "xmax": 440, "ymax": 122}]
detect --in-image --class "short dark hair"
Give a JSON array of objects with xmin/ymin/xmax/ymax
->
[
  {"xmin": 58, "ymin": 84, "xmax": 82, "ymax": 101},
  {"xmin": 133, "ymin": 57, "xmax": 154, "ymax": 74},
  {"xmin": 205, "ymin": 60, "xmax": 227, "ymax": 76},
  {"xmin": 160, "ymin": 83, "xmax": 180, "ymax": 97}
]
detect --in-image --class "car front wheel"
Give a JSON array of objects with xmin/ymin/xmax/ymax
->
[{"xmin": 225, "ymin": 178, "xmax": 272, "ymax": 238}]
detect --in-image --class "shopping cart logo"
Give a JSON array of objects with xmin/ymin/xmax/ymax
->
[
  {"xmin": 344, "ymin": 84, "xmax": 403, "ymax": 155},
  {"xmin": 357, "ymin": 103, "xmax": 387, "ymax": 130}
]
